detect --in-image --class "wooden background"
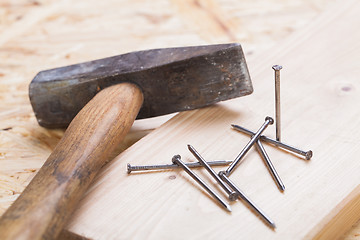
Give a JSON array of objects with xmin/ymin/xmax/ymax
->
[{"xmin": 1, "ymin": 0, "xmax": 359, "ymax": 239}]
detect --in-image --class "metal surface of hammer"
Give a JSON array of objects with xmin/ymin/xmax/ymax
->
[{"xmin": 0, "ymin": 43, "xmax": 253, "ymax": 240}]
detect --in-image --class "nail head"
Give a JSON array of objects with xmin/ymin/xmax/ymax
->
[
  {"xmin": 272, "ymin": 65, "xmax": 283, "ymax": 71},
  {"xmin": 305, "ymin": 150, "xmax": 313, "ymax": 160},
  {"xmin": 265, "ymin": 116, "xmax": 274, "ymax": 125},
  {"xmin": 172, "ymin": 155, "xmax": 181, "ymax": 164}
]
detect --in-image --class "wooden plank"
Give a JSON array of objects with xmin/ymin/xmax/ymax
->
[
  {"xmin": 3, "ymin": 0, "xmax": 360, "ymax": 239},
  {"xmin": 0, "ymin": 0, "xmax": 335, "ymax": 216},
  {"xmin": 62, "ymin": 0, "xmax": 360, "ymax": 239}
]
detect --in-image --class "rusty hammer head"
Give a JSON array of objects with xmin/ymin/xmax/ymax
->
[{"xmin": 29, "ymin": 43, "xmax": 253, "ymax": 128}]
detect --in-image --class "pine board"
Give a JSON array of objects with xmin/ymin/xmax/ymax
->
[{"xmin": 63, "ymin": 1, "xmax": 360, "ymax": 239}]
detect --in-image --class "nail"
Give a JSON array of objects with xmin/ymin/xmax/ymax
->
[
  {"xmin": 256, "ymin": 140, "xmax": 285, "ymax": 192},
  {"xmin": 187, "ymin": 145, "xmax": 238, "ymax": 201},
  {"xmin": 225, "ymin": 117, "xmax": 274, "ymax": 176},
  {"xmin": 231, "ymin": 124, "xmax": 312, "ymax": 160},
  {"xmin": 272, "ymin": 65, "xmax": 282, "ymax": 141},
  {"xmin": 127, "ymin": 160, "xmax": 233, "ymax": 173},
  {"xmin": 172, "ymin": 155, "xmax": 232, "ymax": 212},
  {"xmin": 219, "ymin": 171, "xmax": 276, "ymax": 229}
]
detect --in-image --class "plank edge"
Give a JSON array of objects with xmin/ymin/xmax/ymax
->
[{"xmin": 307, "ymin": 185, "xmax": 360, "ymax": 240}]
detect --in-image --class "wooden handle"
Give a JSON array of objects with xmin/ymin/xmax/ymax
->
[{"xmin": 0, "ymin": 83, "xmax": 143, "ymax": 240}]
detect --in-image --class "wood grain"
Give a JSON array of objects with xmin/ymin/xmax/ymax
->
[
  {"xmin": 0, "ymin": 83, "xmax": 143, "ymax": 239},
  {"xmin": 0, "ymin": 0, "xmax": 335, "ymax": 214},
  {"xmin": 61, "ymin": 0, "xmax": 360, "ymax": 239},
  {"xmin": 2, "ymin": 0, "xmax": 360, "ymax": 239}
]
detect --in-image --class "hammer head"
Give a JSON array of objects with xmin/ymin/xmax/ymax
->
[{"xmin": 29, "ymin": 43, "xmax": 253, "ymax": 128}]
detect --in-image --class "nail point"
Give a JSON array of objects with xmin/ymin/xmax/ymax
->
[
  {"xmin": 270, "ymin": 222, "xmax": 277, "ymax": 229},
  {"xmin": 226, "ymin": 205, "xmax": 232, "ymax": 212}
]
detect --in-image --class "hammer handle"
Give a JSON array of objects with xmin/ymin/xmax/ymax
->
[{"xmin": 0, "ymin": 83, "xmax": 143, "ymax": 240}]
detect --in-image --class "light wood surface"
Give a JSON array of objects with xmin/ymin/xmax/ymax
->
[
  {"xmin": 62, "ymin": 1, "xmax": 360, "ymax": 239},
  {"xmin": 0, "ymin": 83, "xmax": 143, "ymax": 239},
  {"xmin": 1, "ymin": 0, "xmax": 360, "ymax": 239}
]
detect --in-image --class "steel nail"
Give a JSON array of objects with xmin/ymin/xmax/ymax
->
[
  {"xmin": 272, "ymin": 65, "xmax": 282, "ymax": 141},
  {"xmin": 225, "ymin": 117, "xmax": 274, "ymax": 176},
  {"xmin": 256, "ymin": 140, "xmax": 285, "ymax": 191},
  {"xmin": 219, "ymin": 171, "xmax": 276, "ymax": 229},
  {"xmin": 231, "ymin": 124, "xmax": 312, "ymax": 160},
  {"xmin": 172, "ymin": 155, "xmax": 232, "ymax": 212},
  {"xmin": 127, "ymin": 160, "xmax": 233, "ymax": 173},
  {"xmin": 187, "ymin": 145, "xmax": 238, "ymax": 201}
]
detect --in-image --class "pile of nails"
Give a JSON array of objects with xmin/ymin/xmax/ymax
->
[{"xmin": 127, "ymin": 65, "xmax": 313, "ymax": 229}]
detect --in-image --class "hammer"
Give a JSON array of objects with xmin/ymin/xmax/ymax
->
[{"xmin": 0, "ymin": 43, "xmax": 253, "ymax": 239}]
